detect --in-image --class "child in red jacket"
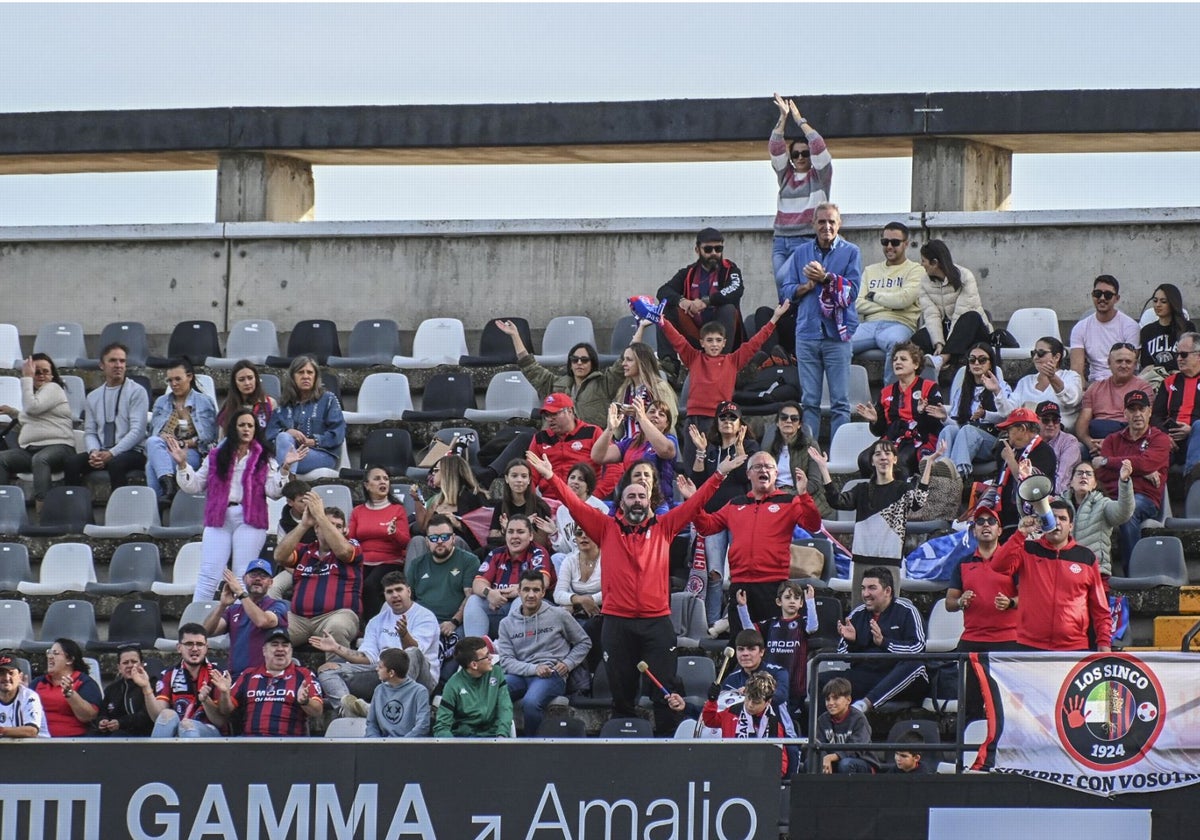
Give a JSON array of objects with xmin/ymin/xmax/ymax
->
[{"xmin": 701, "ymin": 671, "xmax": 789, "ymax": 777}]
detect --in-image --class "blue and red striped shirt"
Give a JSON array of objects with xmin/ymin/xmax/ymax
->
[
  {"xmin": 474, "ymin": 544, "xmax": 554, "ymax": 590},
  {"xmin": 290, "ymin": 541, "xmax": 363, "ymax": 617},
  {"xmin": 222, "ymin": 596, "xmax": 290, "ymax": 676},
  {"xmin": 230, "ymin": 663, "xmax": 323, "ymax": 737}
]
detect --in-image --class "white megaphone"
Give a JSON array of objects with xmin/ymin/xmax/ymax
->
[{"xmin": 1016, "ymin": 475, "xmax": 1056, "ymax": 532}]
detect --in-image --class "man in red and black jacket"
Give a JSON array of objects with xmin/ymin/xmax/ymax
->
[
  {"xmin": 526, "ymin": 448, "xmax": 745, "ymax": 733},
  {"xmin": 526, "ymin": 392, "xmax": 602, "ymax": 502},
  {"xmin": 658, "ymin": 227, "xmax": 746, "ymax": 352},
  {"xmin": 990, "ymin": 500, "xmax": 1111, "ymax": 652},
  {"xmin": 1150, "ymin": 330, "xmax": 1200, "ymax": 484},
  {"xmin": 692, "ymin": 450, "xmax": 822, "ymax": 633}
]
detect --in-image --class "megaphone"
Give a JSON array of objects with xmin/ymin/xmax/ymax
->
[{"xmin": 1016, "ymin": 475, "xmax": 1056, "ymax": 532}]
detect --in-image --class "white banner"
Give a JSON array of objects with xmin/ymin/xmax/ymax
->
[{"xmin": 975, "ymin": 652, "xmax": 1200, "ymax": 796}]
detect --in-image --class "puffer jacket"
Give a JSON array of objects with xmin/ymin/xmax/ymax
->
[{"xmin": 1066, "ymin": 480, "xmax": 1135, "ymax": 577}]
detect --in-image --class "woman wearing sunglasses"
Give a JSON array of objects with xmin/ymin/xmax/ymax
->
[
  {"xmin": 937, "ymin": 343, "xmax": 1012, "ymax": 480},
  {"xmin": 911, "ymin": 239, "xmax": 993, "ymax": 373},
  {"xmin": 765, "ymin": 400, "xmax": 832, "ymax": 517},
  {"xmin": 998, "ymin": 336, "xmax": 1083, "ymax": 432},
  {"xmin": 769, "ymin": 93, "xmax": 833, "ymax": 285},
  {"xmin": 494, "ymin": 319, "xmax": 608, "ymax": 428},
  {"xmin": 1138, "ymin": 283, "xmax": 1194, "ymax": 390}
]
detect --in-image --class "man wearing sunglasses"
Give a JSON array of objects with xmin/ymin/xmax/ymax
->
[
  {"xmin": 854, "ymin": 222, "xmax": 924, "ymax": 384},
  {"xmin": 1069, "ymin": 275, "xmax": 1140, "ymax": 387},
  {"xmin": 1151, "ymin": 331, "xmax": 1200, "ymax": 488},
  {"xmin": 658, "ymin": 226, "xmax": 746, "ymax": 353}
]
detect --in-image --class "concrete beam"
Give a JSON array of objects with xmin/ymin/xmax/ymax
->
[
  {"xmin": 216, "ymin": 153, "xmax": 314, "ymax": 222},
  {"xmin": 911, "ymin": 138, "xmax": 1012, "ymax": 212}
]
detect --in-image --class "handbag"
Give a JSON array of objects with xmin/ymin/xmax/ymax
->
[{"xmin": 990, "ymin": 328, "xmax": 1019, "ymax": 351}]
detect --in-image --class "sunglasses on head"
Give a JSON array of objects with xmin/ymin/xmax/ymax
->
[
  {"xmin": 1092, "ymin": 289, "xmax": 1116, "ymax": 301},
  {"xmin": 700, "ymin": 245, "xmax": 724, "ymax": 254},
  {"xmin": 880, "ymin": 238, "xmax": 905, "ymax": 248},
  {"xmin": 790, "ymin": 148, "xmax": 811, "ymax": 159}
]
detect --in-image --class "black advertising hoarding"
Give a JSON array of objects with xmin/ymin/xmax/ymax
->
[{"xmin": 0, "ymin": 741, "xmax": 781, "ymax": 839}]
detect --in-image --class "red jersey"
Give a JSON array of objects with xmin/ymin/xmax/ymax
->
[
  {"xmin": 155, "ymin": 662, "xmax": 223, "ymax": 727},
  {"xmin": 550, "ymin": 471, "xmax": 725, "ymax": 618},
  {"xmin": 290, "ymin": 541, "xmax": 363, "ymax": 617},
  {"xmin": 527, "ymin": 419, "xmax": 602, "ymax": 501},
  {"xmin": 229, "ymin": 663, "xmax": 323, "ymax": 737},
  {"xmin": 692, "ymin": 490, "xmax": 821, "ymax": 582},
  {"xmin": 474, "ymin": 544, "xmax": 555, "ymax": 591},
  {"xmin": 348, "ymin": 502, "xmax": 411, "ymax": 565},
  {"xmin": 949, "ymin": 551, "xmax": 1018, "ymax": 644}
]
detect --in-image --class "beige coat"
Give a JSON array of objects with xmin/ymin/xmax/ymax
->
[{"xmin": 918, "ymin": 264, "xmax": 993, "ymax": 347}]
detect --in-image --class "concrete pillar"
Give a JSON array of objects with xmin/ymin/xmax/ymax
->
[
  {"xmin": 216, "ymin": 153, "xmax": 315, "ymax": 222},
  {"xmin": 911, "ymin": 138, "xmax": 1012, "ymax": 212}
]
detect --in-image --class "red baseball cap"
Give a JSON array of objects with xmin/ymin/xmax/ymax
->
[
  {"xmin": 997, "ymin": 407, "xmax": 1040, "ymax": 428},
  {"xmin": 541, "ymin": 393, "xmax": 575, "ymax": 414},
  {"xmin": 971, "ymin": 503, "xmax": 1000, "ymax": 522}
]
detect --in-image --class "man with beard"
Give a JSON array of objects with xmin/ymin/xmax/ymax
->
[
  {"xmin": 407, "ymin": 514, "xmax": 480, "ymax": 683},
  {"xmin": 526, "ymin": 448, "xmax": 745, "ymax": 732},
  {"xmin": 854, "ymin": 222, "xmax": 924, "ymax": 384},
  {"xmin": 144, "ymin": 624, "xmax": 225, "ymax": 738},
  {"xmin": 658, "ymin": 227, "xmax": 746, "ymax": 353},
  {"xmin": 212, "ymin": 628, "xmax": 324, "ymax": 737},
  {"xmin": 202, "ymin": 560, "xmax": 289, "ymax": 678},
  {"xmin": 991, "ymin": 501, "xmax": 1111, "ymax": 652}
]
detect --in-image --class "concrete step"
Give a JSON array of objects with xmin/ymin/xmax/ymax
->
[
  {"xmin": 1152, "ymin": 615, "xmax": 1200, "ymax": 650},
  {"xmin": 1178, "ymin": 586, "xmax": 1200, "ymax": 615}
]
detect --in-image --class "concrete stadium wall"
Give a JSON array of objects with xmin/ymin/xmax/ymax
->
[{"xmin": 2, "ymin": 208, "xmax": 1198, "ymax": 345}]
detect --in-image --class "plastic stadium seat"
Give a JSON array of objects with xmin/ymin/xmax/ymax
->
[
  {"xmin": 0, "ymin": 486, "xmax": 27, "ymax": 535},
  {"xmin": 463, "ymin": 371, "xmax": 539, "ymax": 422},
  {"xmin": 32, "ymin": 322, "xmax": 86, "ymax": 367},
  {"xmin": 85, "ymin": 542, "xmax": 163, "ymax": 596},
  {"xmin": 147, "ymin": 320, "xmax": 222, "ymax": 368},
  {"xmin": 340, "ymin": 429, "xmax": 414, "ymax": 480},
  {"xmin": 534, "ymin": 316, "xmax": 597, "ymax": 365},
  {"xmin": 792, "ymin": 538, "xmax": 836, "ymax": 588},
  {"xmin": 192, "ymin": 373, "xmax": 220, "ymax": 415},
  {"xmin": 151, "ymin": 542, "xmax": 205, "ymax": 596},
  {"xmin": 20, "ymin": 486, "xmax": 94, "ymax": 537},
  {"xmin": 0, "ymin": 324, "xmax": 23, "ymax": 368},
  {"xmin": 820, "ymin": 365, "xmax": 871, "ymax": 414},
  {"xmin": 296, "ymin": 440, "xmax": 352, "ymax": 482},
  {"xmin": 676, "ymin": 655, "xmax": 717, "ymax": 706},
  {"xmin": 0, "ymin": 378, "xmax": 22, "ymax": 432},
  {"xmin": 62, "ymin": 375, "xmax": 87, "ymax": 421},
  {"xmin": 18, "ymin": 542, "xmax": 97, "ymax": 596},
  {"xmin": 670, "ymin": 591, "xmax": 708, "ymax": 648},
  {"xmin": 938, "ymin": 719, "xmax": 990, "ymax": 774},
  {"xmin": 569, "ymin": 661, "xmax": 613, "ymax": 710},
  {"xmin": 825, "ymin": 423, "xmax": 878, "ymax": 477},
  {"xmin": 322, "ymin": 371, "xmax": 343, "ymax": 401},
  {"xmin": 329, "ymin": 319, "xmax": 401, "ymax": 368},
  {"xmin": 401, "ymin": 373, "xmax": 475, "ymax": 421},
  {"xmin": 156, "ymin": 600, "xmax": 226, "ymax": 650},
  {"xmin": 0, "ymin": 600, "xmax": 34, "ymax": 648},
  {"xmin": 75, "ymin": 321, "xmax": 150, "ymax": 369},
  {"xmin": 535, "ymin": 717, "xmax": 587, "ymax": 738},
  {"xmin": 1162, "ymin": 481, "xmax": 1200, "ymax": 529},
  {"xmin": 343, "ymin": 373, "xmax": 413, "ymax": 424},
  {"xmin": 22, "ymin": 599, "xmax": 99, "ymax": 651},
  {"xmin": 266, "ymin": 319, "xmax": 342, "ymax": 367},
  {"xmin": 84, "ymin": 486, "xmax": 160, "ymax": 538},
  {"xmin": 1109, "ymin": 537, "xmax": 1188, "ymax": 590},
  {"xmin": 458, "ymin": 317, "xmax": 532, "ymax": 367},
  {"xmin": 314, "ymin": 484, "xmax": 354, "ymax": 517},
  {"xmin": 325, "ymin": 718, "xmax": 367, "ymax": 738},
  {"xmin": 148, "ymin": 492, "xmax": 206, "ymax": 539},
  {"xmin": 808, "ymin": 595, "xmax": 844, "ymax": 653},
  {"xmin": 0, "ymin": 543, "xmax": 31, "ymax": 590},
  {"xmin": 999, "ymin": 307, "xmax": 1061, "ymax": 360},
  {"xmin": 129, "ymin": 374, "xmax": 156, "ymax": 406},
  {"xmin": 599, "ymin": 717, "xmax": 654, "ymax": 738},
  {"xmin": 732, "ymin": 364, "xmax": 800, "ymax": 417},
  {"xmin": 924, "ymin": 598, "xmax": 965, "ymax": 653},
  {"xmin": 599, "ymin": 315, "xmax": 658, "ymax": 364},
  {"xmin": 392, "ymin": 318, "xmax": 469, "ymax": 368},
  {"xmin": 207, "ymin": 319, "xmax": 280, "ymax": 368},
  {"xmin": 886, "ymin": 718, "xmax": 947, "ymax": 763},
  {"xmin": 89, "ymin": 600, "xmax": 165, "ymax": 652},
  {"xmin": 260, "ymin": 374, "xmax": 282, "ymax": 401}
]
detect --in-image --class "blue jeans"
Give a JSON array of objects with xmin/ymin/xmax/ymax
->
[
  {"xmin": 796, "ymin": 337, "xmax": 854, "ymax": 440},
  {"xmin": 703, "ymin": 530, "xmax": 730, "ymax": 628},
  {"xmin": 773, "ymin": 235, "xmax": 812, "ymax": 285},
  {"xmin": 151, "ymin": 710, "xmax": 221, "ymax": 738},
  {"xmin": 1116, "ymin": 493, "xmax": 1160, "ymax": 577},
  {"xmin": 851, "ymin": 320, "xmax": 915, "ymax": 385},
  {"xmin": 940, "ymin": 423, "xmax": 998, "ymax": 475},
  {"xmin": 145, "ymin": 437, "xmax": 201, "ymax": 497},
  {"xmin": 274, "ymin": 432, "xmax": 338, "ymax": 475},
  {"xmin": 464, "ymin": 593, "xmax": 509, "ymax": 639},
  {"xmin": 506, "ymin": 672, "xmax": 567, "ymax": 736}
]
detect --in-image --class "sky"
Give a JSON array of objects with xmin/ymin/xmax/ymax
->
[{"xmin": 2, "ymin": 1, "xmax": 1199, "ymax": 226}]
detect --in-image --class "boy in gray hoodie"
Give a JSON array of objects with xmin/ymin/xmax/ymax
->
[
  {"xmin": 497, "ymin": 569, "xmax": 592, "ymax": 735},
  {"xmin": 365, "ymin": 648, "xmax": 431, "ymax": 738}
]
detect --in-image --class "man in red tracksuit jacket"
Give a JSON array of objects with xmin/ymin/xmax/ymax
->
[
  {"xmin": 991, "ymin": 499, "xmax": 1111, "ymax": 652},
  {"xmin": 526, "ymin": 449, "xmax": 744, "ymax": 732},
  {"xmin": 526, "ymin": 393, "xmax": 603, "ymax": 502},
  {"xmin": 691, "ymin": 450, "xmax": 822, "ymax": 633}
]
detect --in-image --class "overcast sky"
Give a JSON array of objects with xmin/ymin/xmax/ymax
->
[{"xmin": 2, "ymin": 2, "xmax": 1199, "ymax": 225}]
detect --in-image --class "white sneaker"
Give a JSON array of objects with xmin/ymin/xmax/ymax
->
[
  {"xmin": 340, "ymin": 695, "xmax": 369, "ymax": 718},
  {"xmin": 708, "ymin": 618, "xmax": 730, "ymax": 639}
]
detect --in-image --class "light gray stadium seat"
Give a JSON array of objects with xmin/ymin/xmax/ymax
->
[
  {"xmin": 207, "ymin": 319, "xmax": 280, "ymax": 368},
  {"xmin": 84, "ymin": 485, "xmax": 160, "ymax": 538}
]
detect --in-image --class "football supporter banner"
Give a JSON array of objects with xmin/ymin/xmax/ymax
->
[
  {"xmin": 0, "ymin": 741, "xmax": 780, "ymax": 839},
  {"xmin": 978, "ymin": 651, "xmax": 1200, "ymax": 796}
]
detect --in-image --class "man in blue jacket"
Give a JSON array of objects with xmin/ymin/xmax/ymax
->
[{"xmin": 777, "ymin": 202, "xmax": 862, "ymax": 439}]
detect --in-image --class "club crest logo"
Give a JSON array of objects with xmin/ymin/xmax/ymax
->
[{"xmin": 1056, "ymin": 653, "xmax": 1166, "ymax": 770}]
